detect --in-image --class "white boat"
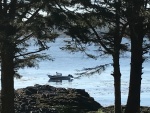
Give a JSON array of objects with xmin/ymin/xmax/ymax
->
[{"xmin": 48, "ymin": 72, "xmax": 73, "ymax": 80}]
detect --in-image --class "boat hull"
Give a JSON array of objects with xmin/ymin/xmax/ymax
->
[{"xmin": 48, "ymin": 75, "xmax": 73, "ymax": 80}]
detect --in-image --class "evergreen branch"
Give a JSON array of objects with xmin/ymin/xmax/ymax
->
[
  {"xmin": 75, "ymin": 63, "xmax": 111, "ymax": 76},
  {"xmin": 144, "ymin": 0, "xmax": 148, "ymax": 9},
  {"xmin": 0, "ymin": 0, "xmax": 2, "ymax": 11},
  {"xmin": 24, "ymin": 6, "xmax": 42, "ymax": 25},
  {"xmin": 17, "ymin": 3, "xmax": 45, "ymax": 32},
  {"xmin": 3, "ymin": 0, "xmax": 9, "ymax": 13},
  {"xmin": 80, "ymin": 15, "xmax": 113, "ymax": 54},
  {"xmin": 120, "ymin": 22, "xmax": 129, "ymax": 38},
  {"xmin": 143, "ymin": 45, "xmax": 150, "ymax": 54},
  {"xmin": 15, "ymin": 0, "xmax": 37, "ymax": 19},
  {"xmin": 14, "ymin": 54, "xmax": 52, "ymax": 69},
  {"xmin": 15, "ymin": 46, "xmax": 48, "ymax": 58},
  {"xmin": 9, "ymin": 0, "xmax": 17, "ymax": 19},
  {"xmin": 18, "ymin": 7, "xmax": 31, "ymax": 20},
  {"xmin": 16, "ymin": 33, "xmax": 33, "ymax": 44}
]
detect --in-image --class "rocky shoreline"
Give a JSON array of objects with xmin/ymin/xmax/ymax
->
[
  {"xmin": 13, "ymin": 84, "xmax": 101, "ymax": 113},
  {"xmin": 0, "ymin": 84, "xmax": 149, "ymax": 113},
  {"xmin": 95, "ymin": 105, "xmax": 150, "ymax": 113}
]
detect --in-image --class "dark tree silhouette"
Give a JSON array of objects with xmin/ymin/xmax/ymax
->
[
  {"xmin": 125, "ymin": 0, "xmax": 150, "ymax": 112},
  {"xmin": 50, "ymin": 1, "xmax": 128, "ymax": 113},
  {"xmin": 0, "ymin": 0, "xmax": 72, "ymax": 112}
]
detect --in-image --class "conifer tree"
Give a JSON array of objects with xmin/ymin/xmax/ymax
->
[
  {"xmin": 0, "ymin": 0, "xmax": 71, "ymax": 112},
  {"xmin": 50, "ymin": 1, "xmax": 128, "ymax": 113},
  {"xmin": 64, "ymin": 1, "xmax": 150, "ymax": 113},
  {"xmin": 52, "ymin": 0, "xmax": 150, "ymax": 113},
  {"xmin": 124, "ymin": 0, "xmax": 150, "ymax": 112}
]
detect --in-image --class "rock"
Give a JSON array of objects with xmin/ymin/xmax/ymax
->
[{"xmin": 12, "ymin": 84, "xmax": 102, "ymax": 113}]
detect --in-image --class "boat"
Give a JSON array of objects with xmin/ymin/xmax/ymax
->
[
  {"xmin": 48, "ymin": 72, "xmax": 74, "ymax": 80},
  {"xmin": 48, "ymin": 78, "xmax": 73, "ymax": 83}
]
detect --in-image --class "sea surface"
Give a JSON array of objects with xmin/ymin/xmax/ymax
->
[{"xmin": 2, "ymin": 36, "xmax": 150, "ymax": 107}]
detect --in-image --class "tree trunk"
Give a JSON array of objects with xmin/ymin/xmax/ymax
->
[
  {"xmin": 1, "ymin": 42, "xmax": 15, "ymax": 113},
  {"xmin": 113, "ymin": 50, "xmax": 122, "ymax": 113},
  {"xmin": 125, "ymin": 30, "xmax": 143, "ymax": 113},
  {"xmin": 113, "ymin": 1, "xmax": 122, "ymax": 112}
]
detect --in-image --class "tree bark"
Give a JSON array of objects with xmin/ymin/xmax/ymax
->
[
  {"xmin": 1, "ymin": 42, "xmax": 15, "ymax": 113},
  {"xmin": 113, "ymin": 1, "xmax": 122, "ymax": 112},
  {"xmin": 124, "ymin": 0, "xmax": 145, "ymax": 112},
  {"xmin": 125, "ymin": 29, "xmax": 143, "ymax": 113},
  {"xmin": 113, "ymin": 52, "xmax": 122, "ymax": 113}
]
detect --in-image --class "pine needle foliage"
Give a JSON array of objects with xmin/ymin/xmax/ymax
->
[
  {"xmin": 0, "ymin": 1, "xmax": 79, "ymax": 112},
  {"xmin": 0, "ymin": 0, "xmax": 72, "ymax": 77},
  {"xmin": 76, "ymin": 63, "xmax": 111, "ymax": 76}
]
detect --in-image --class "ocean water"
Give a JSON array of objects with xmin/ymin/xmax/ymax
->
[{"xmin": 3, "ymin": 37, "xmax": 150, "ymax": 107}]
